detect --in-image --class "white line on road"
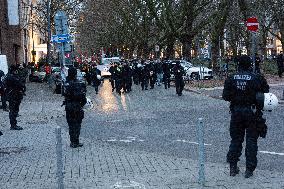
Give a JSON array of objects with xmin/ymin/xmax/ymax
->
[
  {"xmin": 175, "ymin": 139, "xmax": 212, "ymax": 146},
  {"xmin": 259, "ymin": 151, "xmax": 284, "ymax": 156}
]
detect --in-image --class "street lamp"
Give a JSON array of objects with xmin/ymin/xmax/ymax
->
[{"xmin": 47, "ymin": 0, "xmax": 51, "ymax": 65}]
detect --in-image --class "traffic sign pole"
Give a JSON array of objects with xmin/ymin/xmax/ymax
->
[
  {"xmin": 252, "ymin": 32, "xmax": 256, "ymax": 73},
  {"xmin": 61, "ymin": 43, "xmax": 66, "ymax": 66},
  {"xmin": 246, "ymin": 17, "xmax": 259, "ymax": 73}
]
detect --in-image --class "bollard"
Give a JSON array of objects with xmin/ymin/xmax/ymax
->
[
  {"xmin": 197, "ymin": 118, "xmax": 205, "ymax": 185},
  {"xmin": 56, "ymin": 126, "xmax": 64, "ymax": 189}
]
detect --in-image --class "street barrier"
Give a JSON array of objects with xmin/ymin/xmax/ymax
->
[
  {"xmin": 56, "ymin": 126, "xmax": 64, "ymax": 189},
  {"xmin": 197, "ymin": 118, "xmax": 205, "ymax": 185}
]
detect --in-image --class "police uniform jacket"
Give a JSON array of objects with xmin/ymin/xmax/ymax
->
[{"xmin": 222, "ymin": 70, "xmax": 269, "ymax": 111}]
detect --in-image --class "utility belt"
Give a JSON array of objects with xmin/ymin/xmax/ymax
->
[{"xmin": 230, "ymin": 104, "xmax": 256, "ymax": 113}]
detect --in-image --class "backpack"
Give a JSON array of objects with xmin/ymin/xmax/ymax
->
[{"xmin": 65, "ymin": 81, "xmax": 86, "ymax": 102}]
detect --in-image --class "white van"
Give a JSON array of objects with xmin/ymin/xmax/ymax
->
[
  {"xmin": 97, "ymin": 57, "xmax": 120, "ymax": 77},
  {"xmin": 0, "ymin": 55, "xmax": 8, "ymax": 75}
]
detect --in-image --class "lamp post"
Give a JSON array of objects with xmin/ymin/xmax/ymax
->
[{"xmin": 47, "ymin": 0, "xmax": 51, "ymax": 65}]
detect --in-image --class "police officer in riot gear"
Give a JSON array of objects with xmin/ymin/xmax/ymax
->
[
  {"xmin": 162, "ymin": 62, "xmax": 171, "ymax": 89},
  {"xmin": 222, "ymin": 55, "xmax": 269, "ymax": 178},
  {"xmin": 109, "ymin": 63, "xmax": 116, "ymax": 92},
  {"xmin": 173, "ymin": 62, "xmax": 185, "ymax": 96},
  {"xmin": 64, "ymin": 67, "xmax": 87, "ymax": 148},
  {"xmin": 90, "ymin": 65, "xmax": 101, "ymax": 94},
  {"xmin": 140, "ymin": 61, "xmax": 150, "ymax": 90},
  {"xmin": 114, "ymin": 63, "xmax": 123, "ymax": 94},
  {"xmin": 148, "ymin": 61, "xmax": 156, "ymax": 89},
  {"xmin": 5, "ymin": 65, "xmax": 26, "ymax": 130}
]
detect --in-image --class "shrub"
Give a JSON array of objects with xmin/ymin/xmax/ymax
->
[{"xmin": 262, "ymin": 60, "xmax": 278, "ymax": 75}]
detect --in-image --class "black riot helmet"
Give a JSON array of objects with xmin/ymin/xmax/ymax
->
[
  {"xmin": 67, "ymin": 67, "xmax": 77, "ymax": 80},
  {"xmin": 9, "ymin": 64, "xmax": 19, "ymax": 74},
  {"xmin": 238, "ymin": 55, "xmax": 252, "ymax": 70}
]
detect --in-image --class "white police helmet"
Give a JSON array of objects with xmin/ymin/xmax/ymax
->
[
  {"xmin": 263, "ymin": 93, "xmax": 278, "ymax": 111},
  {"xmin": 84, "ymin": 97, "xmax": 94, "ymax": 110},
  {"xmin": 97, "ymin": 75, "xmax": 101, "ymax": 80}
]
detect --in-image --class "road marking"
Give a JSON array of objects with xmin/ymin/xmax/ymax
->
[
  {"xmin": 175, "ymin": 139, "xmax": 212, "ymax": 146},
  {"xmin": 106, "ymin": 119, "xmax": 124, "ymax": 123},
  {"xmin": 113, "ymin": 181, "xmax": 146, "ymax": 189},
  {"xmin": 259, "ymin": 151, "xmax": 284, "ymax": 156},
  {"xmin": 106, "ymin": 136, "xmax": 144, "ymax": 143}
]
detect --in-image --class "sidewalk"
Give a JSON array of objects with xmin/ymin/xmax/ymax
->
[
  {"xmin": 0, "ymin": 86, "xmax": 284, "ymax": 188},
  {"xmin": 184, "ymin": 82, "xmax": 284, "ymax": 103}
]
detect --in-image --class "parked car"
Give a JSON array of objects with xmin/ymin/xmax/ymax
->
[
  {"xmin": 98, "ymin": 57, "xmax": 120, "ymax": 77},
  {"xmin": 29, "ymin": 71, "xmax": 46, "ymax": 82},
  {"xmin": 164, "ymin": 60, "xmax": 192, "ymax": 81},
  {"xmin": 186, "ymin": 66, "xmax": 213, "ymax": 80}
]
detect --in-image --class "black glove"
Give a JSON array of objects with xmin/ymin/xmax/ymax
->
[{"xmin": 256, "ymin": 117, "xmax": 267, "ymax": 138}]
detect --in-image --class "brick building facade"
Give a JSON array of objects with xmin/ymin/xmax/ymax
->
[{"xmin": 0, "ymin": 0, "xmax": 22, "ymax": 66}]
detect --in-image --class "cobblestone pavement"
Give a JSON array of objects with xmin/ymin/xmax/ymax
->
[{"xmin": 0, "ymin": 81, "xmax": 283, "ymax": 189}]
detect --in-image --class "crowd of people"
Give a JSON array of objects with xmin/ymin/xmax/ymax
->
[{"xmin": 83, "ymin": 59, "xmax": 187, "ymax": 96}]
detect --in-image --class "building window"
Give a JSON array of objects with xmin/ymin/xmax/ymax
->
[{"xmin": 7, "ymin": 0, "xmax": 20, "ymax": 25}]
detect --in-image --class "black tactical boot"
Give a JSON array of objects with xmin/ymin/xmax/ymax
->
[
  {"xmin": 70, "ymin": 143, "xmax": 83, "ymax": 148},
  {"xmin": 10, "ymin": 126, "xmax": 23, "ymax": 130},
  {"xmin": 244, "ymin": 169, "xmax": 253, "ymax": 178},
  {"xmin": 230, "ymin": 164, "xmax": 240, "ymax": 176}
]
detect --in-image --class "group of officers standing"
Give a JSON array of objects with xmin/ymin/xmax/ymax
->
[{"xmin": 105, "ymin": 59, "xmax": 186, "ymax": 96}]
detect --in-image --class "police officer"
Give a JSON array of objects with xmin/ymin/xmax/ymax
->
[
  {"xmin": 64, "ymin": 67, "xmax": 87, "ymax": 148},
  {"xmin": 148, "ymin": 61, "xmax": 156, "ymax": 89},
  {"xmin": 114, "ymin": 63, "xmax": 123, "ymax": 95},
  {"xmin": 0, "ymin": 69, "xmax": 8, "ymax": 112},
  {"xmin": 140, "ymin": 61, "xmax": 150, "ymax": 90},
  {"xmin": 109, "ymin": 63, "xmax": 116, "ymax": 92},
  {"xmin": 276, "ymin": 52, "xmax": 284, "ymax": 78},
  {"xmin": 5, "ymin": 65, "xmax": 26, "ymax": 130},
  {"xmin": 122, "ymin": 63, "xmax": 132, "ymax": 93},
  {"xmin": 222, "ymin": 55, "xmax": 269, "ymax": 178},
  {"xmin": 173, "ymin": 62, "xmax": 185, "ymax": 96},
  {"xmin": 90, "ymin": 65, "xmax": 101, "ymax": 94},
  {"xmin": 162, "ymin": 62, "xmax": 171, "ymax": 89}
]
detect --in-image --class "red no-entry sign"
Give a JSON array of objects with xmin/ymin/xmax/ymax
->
[{"xmin": 246, "ymin": 17, "xmax": 259, "ymax": 32}]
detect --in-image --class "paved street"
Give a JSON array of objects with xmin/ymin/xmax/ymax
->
[{"xmin": 0, "ymin": 81, "xmax": 284, "ymax": 188}]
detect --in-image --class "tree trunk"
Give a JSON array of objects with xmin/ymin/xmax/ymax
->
[
  {"xmin": 260, "ymin": 30, "xmax": 268, "ymax": 59},
  {"xmin": 165, "ymin": 38, "xmax": 175, "ymax": 59},
  {"xmin": 180, "ymin": 34, "xmax": 194, "ymax": 60},
  {"xmin": 211, "ymin": 41, "xmax": 220, "ymax": 71}
]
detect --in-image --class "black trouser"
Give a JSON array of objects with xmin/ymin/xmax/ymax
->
[
  {"xmin": 92, "ymin": 79, "xmax": 100, "ymax": 93},
  {"xmin": 9, "ymin": 99, "xmax": 21, "ymax": 127},
  {"xmin": 133, "ymin": 75, "xmax": 139, "ymax": 85},
  {"xmin": 126, "ymin": 78, "xmax": 132, "ymax": 92},
  {"xmin": 115, "ymin": 79, "xmax": 122, "ymax": 93},
  {"xmin": 278, "ymin": 67, "xmax": 283, "ymax": 77},
  {"xmin": 1, "ymin": 93, "xmax": 7, "ymax": 109},
  {"xmin": 141, "ymin": 78, "xmax": 149, "ymax": 90},
  {"xmin": 66, "ymin": 108, "xmax": 84, "ymax": 145},
  {"xmin": 175, "ymin": 78, "xmax": 184, "ymax": 95},
  {"xmin": 110, "ymin": 77, "xmax": 115, "ymax": 90},
  {"xmin": 149, "ymin": 76, "xmax": 156, "ymax": 89},
  {"xmin": 163, "ymin": 75, "xmax": 170, "ymax": 89},
  {"xmin": 227, "ymin": 110, "xmax": 259, "ymax": 171}
]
